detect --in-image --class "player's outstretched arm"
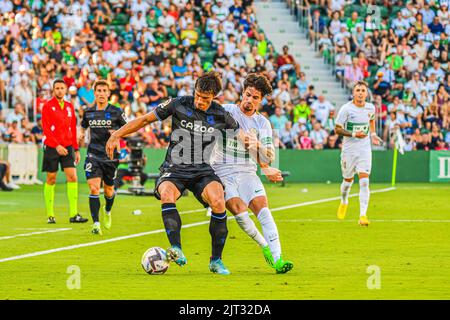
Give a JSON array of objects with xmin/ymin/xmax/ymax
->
[{"xmin": 106, "ymin": 111, "xmax": 158, "ymax": 160}]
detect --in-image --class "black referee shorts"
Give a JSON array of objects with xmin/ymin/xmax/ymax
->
[
  {"xmin": 154, "ymin": 166, "xmax": 224, "ymax": 207},
  {"xmin": 42, "ymin": 146, "xmax": 76, "ymax": 172}
]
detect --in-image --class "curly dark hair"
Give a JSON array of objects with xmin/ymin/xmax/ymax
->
[
  {"xmin": 243, "ymin": 73, "xmax": 273, "ymax": 97},
  {"xmin": 195, "ymin": 71, "xmax": 222, "ymax": 96}
]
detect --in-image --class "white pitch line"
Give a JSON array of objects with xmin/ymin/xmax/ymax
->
[
  {"xmin": 0, "ymin": 221, "xmax": 213, "ymax": 263},
  {"xmin": 0, "ymin": 228, "xmax": 72, "ymax": 241},
  {"xmin": 278, "ymin": 219, "xmax": 450, "ymax": 223},
  {"xmin": 0, "ymin": 187, "xmax": 394, "ymax": 263},
  {"xmin": 180, "ymin": 208, "xmax": 207, "ymax": 215},
  {"xmin": 271, "ymin": 187, "xmax": 396, "ymax": 212}
]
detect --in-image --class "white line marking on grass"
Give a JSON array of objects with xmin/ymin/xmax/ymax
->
[
  {"xmin": 0, "ymin": 187, "xmax": 395, "ymax": 263},
  {"xmin": 278, "ymin": 219, "xmax": 450, "ymax": 223},
  {"xmin": 0, "ymin": 221, "xmax": 213, "ymax": 263},
  {"xmin": 180, "ymin": 208, "xmax": 207, "ymax": 215},
  {"xmin": 0, "ymin": 228, "xmax": 72, "ymax": 241},
  {"xmin": 271, "ymin": 187, "xmax": 396, "ymax": 212},
  {"xmin": 13, "ymin": 228, "xmax": 56, "ymax": 230}
]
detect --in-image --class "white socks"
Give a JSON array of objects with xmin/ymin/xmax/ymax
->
[
  {"xmin": 257, "ymin": 207, "xmax": 281, "ymax": 262},
  {"xmin": 235, "ymin": 212, "xmax": 267, "ymax": 248},
  {"xmin": 359, "ymin": 178, "xmax": 370, "ymax": 217},
  {"xmin": 340, "ymin": 180, "xmax": 353, "ymax": 204}
]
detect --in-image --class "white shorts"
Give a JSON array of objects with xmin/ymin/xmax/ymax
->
[
  {"xmin": 220, "ymin": 172, "xmax": 266, "ymax": 205},
  {"xmin": 340, "ymin": 152, "xmax": 372, "ymax": 179}
]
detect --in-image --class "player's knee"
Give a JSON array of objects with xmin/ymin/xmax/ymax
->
[
  {"xmin": 228, "ymin": 202, "xmax": 247, "ymax": 215},
  {"xmin": 46, "ymin": 175, "xmax": 56, "ymax": 185},
  {"xmin": 66, "ymin": 175, "xmax": 77, "ymax": 183},
  {"xmin": 159, "ymin": 188, "xmax": 177, "ymax": 203},
  {"xmin": 104, "ymin": 186, "xmax": 115, "ymax": 198},
  {"xmin": 209, "ymin": 197, "xmax": 225, "ymax": 213},
  {"xmin": 359, "ymin": 177, "xmax": 369, "ymax": 188},
  {"xmin": 89, "ymin": 184, "xmax": 101, "ymax": 195}
]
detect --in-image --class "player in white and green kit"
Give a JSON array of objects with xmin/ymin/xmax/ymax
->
[
  {"xmin": 335, "ymin": 81, "xmax": 383, "ymax": 226},
  {"xmin": 211, "ymin": 74, "xmax": 293, "ymax": 273}
]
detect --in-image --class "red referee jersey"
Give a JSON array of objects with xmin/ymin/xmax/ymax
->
[{"xmin": 42, "ymin": 97, "xmax": 79, "ymax": 150}]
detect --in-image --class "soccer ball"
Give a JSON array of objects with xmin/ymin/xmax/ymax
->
[{"xmin": 141, "ymin": 247, "xmax": 170, "ymax": 275}]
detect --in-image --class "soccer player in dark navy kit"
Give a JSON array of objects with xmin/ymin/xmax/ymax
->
[
  {"xmin": 80, "ymin": 80, "xmax": 128, "ymax": 235},
  {"xmin": 106, "ymin": 72, "xmax": 239, "ymax": 274}
]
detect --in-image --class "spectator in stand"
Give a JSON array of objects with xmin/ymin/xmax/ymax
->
[
  {"xmin": 78, "ymin": 79, "xmax": 95, "ymax": 108},
  {"xmin": 298, "ymin": 130, "xmax": 312, "ymax": 150},
  {"xmin": 304, "ymin": 85, "xmax": 318, "ymax": 106},
  {"xmin": 273, "ymin": 80, "xmax": 291, "ymax": 110},
  {"xmin": 334, "ymin": 46, "xmax": 352, "ymax": 79},
  {"xmin": 324, "ymin": 133, "xmax": 340, "ymax": 149},
  {"xmin": 269, "ymin": 106, "xmax": 289, "ymax": 131},
  {"xmin": 310, "ymin": 122, "xmax": 328, "ymax": 150},
  {"xmin": 310, "ymin": 95, "xmax": 335, "ymax": 124},
  {"xmin": 344, "ymin": 57, "xmax": 364, "ymax": 89},
  {"xmin": 276, "ymin": 45, "xmax": 301, "ymax": 79},
  {"xmin": 279, "ymin": 121, "xmax": 298, "ymax": 149},
  {"xmin": 309, "ymin": 8, "xmax": 326, "ymax": 45}
]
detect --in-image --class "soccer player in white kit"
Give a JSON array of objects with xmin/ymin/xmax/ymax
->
[
  {"xmin": 211, "ymin": 74, "xmax": 293, "ymax": 273},
  {"xmin": 334, "ymin": 81, "xmax": 383, "ymax": 226}
]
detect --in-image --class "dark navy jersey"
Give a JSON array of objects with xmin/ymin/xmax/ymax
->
[
  {"xmin": 81, "ymin": 104, "xmax": 128, "ymax": 161},
  {"xmin": 154, "ymin": 96, "xmax": 239, "ymax": 172}
]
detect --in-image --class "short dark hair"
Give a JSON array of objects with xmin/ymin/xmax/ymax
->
[
  {"xmin": 93, "ymin": 79, "xmax": 110, "ymax": 91},
  {"xmin": 195, "ymin": 71, "xmax": 222, "ymax": 96},
  {"xmin": 352, "ymin": 80, "xmax": 369, "ymax": 91},
  {"xmin": 52, "ymin": 79, "xmax": 66, "ymax": 89},
  {"xmin": 243, "ymin": 73, "xmax": 273, "ymax": 97}
]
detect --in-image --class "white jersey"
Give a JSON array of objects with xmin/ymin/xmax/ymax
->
[
  {"xmin": 211, "ymin": 104, "xmax": 274, "ymax": 177},
  {"xmin": 335, "ymin": 101, "xmax": 375, "ymax": 154}
]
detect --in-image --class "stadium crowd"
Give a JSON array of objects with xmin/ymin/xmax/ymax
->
[
  {"xmin": 0, "ymin": 0, "xmax": 448, "ymax": 152},
  {"xmin": 306, "ymin": 0, "xmax": 450, "ymax": 151}
]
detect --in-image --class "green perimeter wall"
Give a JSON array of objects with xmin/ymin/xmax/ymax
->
[{"xmin": 38, "ymin": 149, "xmax": 433, "ymax": 183}]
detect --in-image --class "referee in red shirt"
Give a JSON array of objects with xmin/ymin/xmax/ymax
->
[{"xmin": 42, "ymin": 79, "xmax": 88, "ymax": 224}]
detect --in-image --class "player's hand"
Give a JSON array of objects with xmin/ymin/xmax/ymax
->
[
  {"xmin": 244, "ymin": 132, "xmax": 258, "ymax": 151},
  {"xmin": 371, "ymin": 133, "xmax": 384, "ymax": 146},
  {"xmin": 261, "ymin": 166, "xmax": 283, "ymax": 183},
  {"xmin": 74, "ymin": 150, "xmax": 81, "ymax": 165},
  {"xmin": 354, "ymin": 131, "xmax": 367, "ymax": 139},
  {"xmin": 106, "ymin": 133, "xmax": 120, "ymax": 160},
  {"xmin": 56, "ymin": 145, "xmax": 68, "ymax": 156}
]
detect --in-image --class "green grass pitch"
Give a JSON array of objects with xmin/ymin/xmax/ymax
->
[{"xmin": 0, "ymin": 183, "xmax": 449, "ymax": 299}]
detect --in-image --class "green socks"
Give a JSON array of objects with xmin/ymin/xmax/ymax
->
[
  {"xmin": 44, "ymin": 183, "xmax": 55, "ymax": 218},
  {"xmin": 67, "ymin": 182, "xmax": 78, "ymax": 218}
]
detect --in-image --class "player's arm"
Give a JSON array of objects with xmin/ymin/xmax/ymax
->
[
  {"xmin": 335, "ymin": 123, "xmax": 366, "ymax": 138},
  {"xmin": 369, "ymin": 118, "xmax": 383, "ymax": 146},
  {"xmin": 78, "ymin": 127, "xmax": 85, "ymax": 147},
  {"xmin": 69, "ymin": 104, "xmax": 80, "ymax": 164},
  {"xmin": 335, "ymin": 106, "xmax": 367, "ymax": 138},
  {"xmin": 239, "ymin": 129, "xmax": 282, "ymax": 183},
  {"xmin": 106, "ymin": 111, "xmax": 158, "ymax": 159},
  {"xmin": 106, "ymin": 98, "xmax": 175, "ymax": 159},
  {"xmin": 239, "ymin": 129, "xmax": 281, "ymax": 182}
]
